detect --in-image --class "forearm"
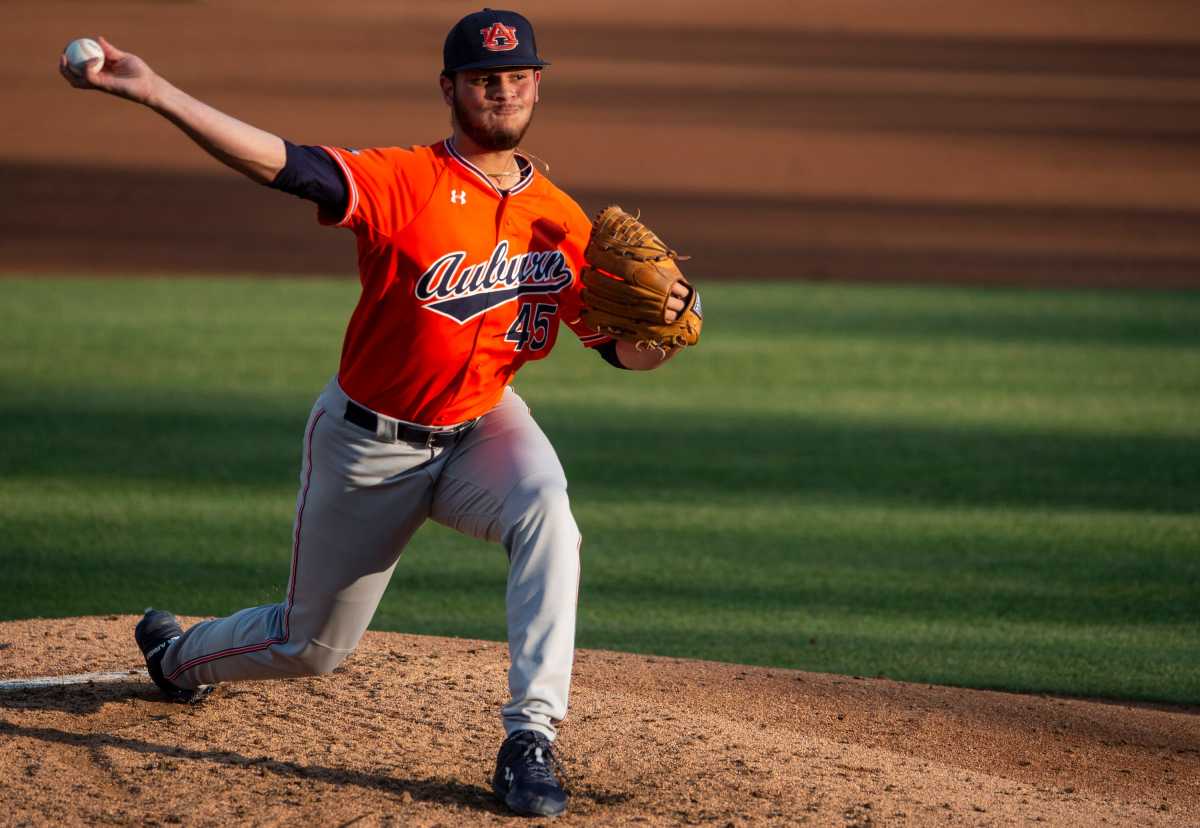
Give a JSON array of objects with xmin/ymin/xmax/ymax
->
[{"xmin": 144, "ymin": 76, "xmax": 285, "ymax": 184}]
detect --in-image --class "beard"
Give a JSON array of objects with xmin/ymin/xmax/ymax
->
[{"xmin": 451, "ymin": 91, "xmax": 534, "ymax": 151}]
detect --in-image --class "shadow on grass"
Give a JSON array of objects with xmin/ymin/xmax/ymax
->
[
  {"xmin": 549, "ymin": 414, "xmax": 1200, "ymax": 514},
  {"xmin": 571, "ymin": 624, "xmax": 1200, "ymax": 707},
  {"xmin": 692, "ymin": 270, "xmax": 1200, "ymax": 346},
  {"xmin": 2, "ymin": 396, "xmax": 1196, "ymax": 514},
  {"xmin": 2, "ymin": 520, "xmax": 1193, "ymax": 630}
]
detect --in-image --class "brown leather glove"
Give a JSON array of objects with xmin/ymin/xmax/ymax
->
[{"xmin": 579, "ymin": 206, "xmax": 702, "ymax": 351}]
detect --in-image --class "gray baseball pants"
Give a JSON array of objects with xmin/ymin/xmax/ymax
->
[{"xmin": 158, "ymin": 378, "xmax": 581, "ymax": 739}]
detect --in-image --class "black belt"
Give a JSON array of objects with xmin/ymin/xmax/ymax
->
[{"xmin": 344, "ymin": 400, "xmax": 478, "ymax": 447}]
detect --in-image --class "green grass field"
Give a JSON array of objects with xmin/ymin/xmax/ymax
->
[{"xmin": 1, "ymin": 277, "xmax": 1197, "ymax": 704}]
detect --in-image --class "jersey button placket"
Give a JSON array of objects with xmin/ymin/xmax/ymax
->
[{"xmin": 496, "ymin": 198, "xmax": 510, "ymax": 244}]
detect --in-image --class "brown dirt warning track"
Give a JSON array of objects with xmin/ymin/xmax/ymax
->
[
  {"xmin": 1, "ymin": 616, "xmax": 1198, "ymax": 827},
  {"xmin": 5, "ymin": 0, "xmax": 1200, "ymax": 286}
]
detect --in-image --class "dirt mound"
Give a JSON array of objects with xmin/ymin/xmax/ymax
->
[{"xmin": 0, "ymin": 617, "xmax": 1195, "ymax": 826}]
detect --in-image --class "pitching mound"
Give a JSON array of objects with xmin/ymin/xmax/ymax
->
[{"xmin": 0, "ymin": 617, "xmax": 1195, "ymax": 826}]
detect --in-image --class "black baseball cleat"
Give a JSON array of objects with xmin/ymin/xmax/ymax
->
[
  {"xmin": 492, "ymin": 729, "xmax": 568, "ymax": 818},
  {"xmin": 133, "ymin": 608, "xmax": 210, "ymax": 704}
]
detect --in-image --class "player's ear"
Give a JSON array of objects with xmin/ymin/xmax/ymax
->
[
  {"xmin": 439, "ymin": 72, "xmax": 455, "ymax": 106},
  {"xmin": 533, "ymin": 69, "xmax": 541, "ymax": 103}
]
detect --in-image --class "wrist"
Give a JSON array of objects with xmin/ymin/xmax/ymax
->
[
  {"xmin": 141, "ymin": 74, "xmax": 175, "ymax": 111},
  {"xmin": 614, "ymin": 339, "xmax": 679, "ymax": 371}
]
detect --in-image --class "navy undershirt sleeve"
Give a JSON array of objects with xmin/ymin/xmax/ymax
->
[{"xmin": 268, "ymin": 141, "xmax": 348, "ymax": 217}]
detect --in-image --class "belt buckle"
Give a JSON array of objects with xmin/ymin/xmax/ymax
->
[{"xmin": 422, "ymin": 430, "xmax": 437, "ymax": 449}]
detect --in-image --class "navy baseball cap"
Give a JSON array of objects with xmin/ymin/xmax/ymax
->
[{"xmin": 443, "ymin": 8, "xmax": 549, "ymax": 73}]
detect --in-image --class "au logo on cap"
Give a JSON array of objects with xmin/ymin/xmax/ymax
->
[{"xmin": 480, "ymin": 22, "xmax": 519, "ymax": 52}]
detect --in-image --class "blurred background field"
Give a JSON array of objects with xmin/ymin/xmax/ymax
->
[
  {"xmin": 4, "ymin": 0, "xmax": 1200, "ymax": 286},
  {"xmin": 2, "ymin": 278, "xmax": 1197, "ymax": 704}
]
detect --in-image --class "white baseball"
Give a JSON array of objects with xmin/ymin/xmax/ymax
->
[{"xmin": 64, "ymin": 38, "xmax": 105, "ymax": 76}]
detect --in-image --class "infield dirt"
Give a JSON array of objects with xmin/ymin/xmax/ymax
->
[{"xmin": 1, "ymin": 616, "xmax": 1197, "ymax": 826}]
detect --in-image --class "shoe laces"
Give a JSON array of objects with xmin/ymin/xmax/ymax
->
[{"xmin": 509, "ymin": 732, "xmax": 567, "ymax": 787}]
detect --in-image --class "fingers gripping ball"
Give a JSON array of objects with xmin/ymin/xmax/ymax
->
[
  {"xmin": 64, "ymin": 38, "xmax": 105, "ymax": 76},
  {"xmin": 579, "ymin": 206, "xmax": 703, "ymax": 350}
]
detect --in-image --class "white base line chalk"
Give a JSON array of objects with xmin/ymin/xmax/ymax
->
[{"xmin": 0, "ymin": 670, "xmax": 147, "ymax": 691}]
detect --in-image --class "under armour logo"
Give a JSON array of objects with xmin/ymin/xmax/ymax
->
[
  {"xmin": 480, "ymin": 22, "xmax": 519, "ymax": 52},
  {"xmin": 450, "ymin": 190, "xmax": 467, "ymax": 205}
]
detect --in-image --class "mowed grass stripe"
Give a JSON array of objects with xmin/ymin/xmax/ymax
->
[{"xmin": 0, "ymin": 277, "xmax": 1196, "ymax": 703}]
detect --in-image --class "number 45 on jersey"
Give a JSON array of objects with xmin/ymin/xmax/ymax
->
[{"xmin": 505, "ymin": 302, "xmax": 556, "ymax": 352}]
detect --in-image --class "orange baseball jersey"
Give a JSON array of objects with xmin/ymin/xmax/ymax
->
[{"xmin": 317, "ymin": 138, "xmax": 610, "ymax": 427}]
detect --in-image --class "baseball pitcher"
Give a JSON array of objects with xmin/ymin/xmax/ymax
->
[{"xmin": 60, "ymin": 8, "xmax": 702, "ymax": 818}]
